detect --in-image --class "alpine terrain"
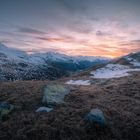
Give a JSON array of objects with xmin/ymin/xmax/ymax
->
[
  {"xmin": 0, "ymin": 43, "xmax": 109, "ymax": 81},
  {"xmin": 0, "ymin": 51, "xmax": 140, "ymax": 140}
]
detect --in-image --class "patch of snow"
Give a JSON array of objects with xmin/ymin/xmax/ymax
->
[
  {"xmin": 124, "ymin": 56, "xmax": 134, "ymax": 61},
  {"xmin": 130, "ymin": 60, "xmax": 140, "ymax": 67},
  {"xmin": 36, "ymin": 107, "xmax": 53, "ymax": 112},
  {"xmin": 66, "ymin": 80, "xmax": 91, "ymax": 85},
  {"xmin": 124, "ymin": 56, "xmax": 140, "ymax": 67},
  {"xmin": 91, "ymin": 64, "xmax": 140, "ymax": 79}
]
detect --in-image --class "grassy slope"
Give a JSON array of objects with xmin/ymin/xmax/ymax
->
[{"xmin": 0, "ymin": 71, "xmax": 140, "ymax": 140}]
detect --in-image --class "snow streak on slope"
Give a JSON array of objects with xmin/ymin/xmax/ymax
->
[
  {"xmin": 125, "ymin": 57, "xmax": 140, "ymax": 67},
  {"xmin": 130, "ymin": 60, "xmax": 140, "ymax": 67},
  {"xmin": 66, "ymin": 80, "xmax": 91, "ymax": 85},
  {"xmin": 91, "ymin": 64, "xmax": 140, "ymax": 79}
]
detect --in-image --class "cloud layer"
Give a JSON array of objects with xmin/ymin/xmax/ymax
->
[{"xmin": 0, "ymin": 0, "xmax": 140, "ymax": 58}]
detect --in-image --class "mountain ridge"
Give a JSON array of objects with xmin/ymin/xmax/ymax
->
[{"xmin": 0, "ymin": 43, "xmax": 109, "ymax": 81}]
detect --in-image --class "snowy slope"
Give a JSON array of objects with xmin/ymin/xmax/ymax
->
[
  {"xmin": 66, "ymin": 80, "xmax": 91, "ymax": 85},
  {"xmin": 91, "ymin": 64, "xmax": 140, "ymax": 79},
  {"xmin": 0, "ymin": 43, "xmax": 140, "ymax": 81},
  {"xmin": 0, "ymin": 43, "xmax": 109, "ymax": 65},
  {"xmin": 30, "ymin": 52, "xmax": 109, "ymax": 64},
  {"xmin": 0, "ymin": 43, "xmax": 28, "ymax": 59},
  {"xmin": 124, "ymin": 52, "xmax": 140, "ymax": 67},
  {"xmin": 90, "ymin": 51, "xmax": 140, "ymax": 79}
]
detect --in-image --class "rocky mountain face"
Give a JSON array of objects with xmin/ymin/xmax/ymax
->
[{"xmin": 0, "ymin": 43, "xmax": 109, "ymax": 81}]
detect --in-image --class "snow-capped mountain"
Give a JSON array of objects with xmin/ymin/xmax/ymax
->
[
  {"xmin": 0, "ymin": 43, "xmax": 28, "ymax": 60},
  {"xmin": 0, "ymin": 43, "xmax": 109, "ymax": 81},
  {"xmin": 30, "ymin": 51, "xmax": 109, "ymax": 64}
]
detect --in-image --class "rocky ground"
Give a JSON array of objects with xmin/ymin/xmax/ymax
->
[{"xmin": 0, "ymin": 71, "xmax": 140, "ymax": 140}]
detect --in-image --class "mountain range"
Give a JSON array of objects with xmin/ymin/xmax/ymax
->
[{"xmin": 0, "ymin": 43, "xmax": 109, "ymax": 81}]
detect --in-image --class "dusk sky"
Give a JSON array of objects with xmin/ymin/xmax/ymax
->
[{"xmin": 0, "ymin": 0, "xmax": 140, "ymax": 58}]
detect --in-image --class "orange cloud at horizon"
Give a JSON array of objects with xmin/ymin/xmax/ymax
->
[
  {"xmin": 32, "ymin": 34, "xmax": 139, "ymax": 58},
  {"xmin": 21, "ymin": 36, "xmax": 139, "ymax": 58},
  {"xmin": 24, "ymin": 40, "xmax": 139, "ymax": 58},
  {"xmin": 59, "ymin": 46, "xmax": 131, "ymax": 58}
]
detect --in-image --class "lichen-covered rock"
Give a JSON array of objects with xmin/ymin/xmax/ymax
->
[
  {"xmin": 42, "ymin": 84, "xmax": 70, "ymax": 106},
  {"xmin": 36, "ymin": 107, "xmax": 53, "ymax": 112},
  {"xmin": 0, "ymin": 102, "xmax": 14, "ymax": 120},
  {"xmin": 84, "ymin": 108, "xmax": 107, "ymax": 127}
]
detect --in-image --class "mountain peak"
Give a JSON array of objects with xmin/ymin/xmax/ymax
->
[{"xmin": 0, "ymin": 43, "xmax": 27, "ymax": 58}]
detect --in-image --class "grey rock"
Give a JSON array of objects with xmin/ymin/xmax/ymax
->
[
  {"xmin": 0, "ymin": 102, "xmax": 14, "ymax": 119},
  {"xmin": 42, "ymin": 84, "xmax": 70, "ymax": 106},
  {"xmin": 84, "ymin": 108, "xmax": 107, "ymax": 127}
]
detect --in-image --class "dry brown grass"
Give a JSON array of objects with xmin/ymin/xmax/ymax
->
[{"xmin": 0, "ymin": 72, "xmax": 140, "ymax": 140}]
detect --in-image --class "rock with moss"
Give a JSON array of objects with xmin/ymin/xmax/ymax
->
[
  {"xmin": 0, "ymin": 102, "xmax": 14, "ymax": 120},
  {"xmin": 42, "ymin": 84, "xmax": 70, "ymax": 106},
  {"xmin": 84, "ymin": 108, "xmax": 107, "ymax": 127}
]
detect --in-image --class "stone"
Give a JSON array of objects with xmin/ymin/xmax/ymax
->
[
  {"xmin": 42, "ymin": 84, "xmax": 70, "ymax": 106},
  {"xmin": 36, "ymin": 107, "xmax": 53, "ymax": 112},
  {"xmin": 0, "ymin": 102, "xmax": 14, "ymax": 120},
  {"xmin": 84, "ymin": 108, "xmax": 106, "ymax": 127}
]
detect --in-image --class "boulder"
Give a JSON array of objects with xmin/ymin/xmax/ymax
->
[
  {"xmin": 42, "ymin": 84, "xmax": 70, "ymax": 106},
  {"xmin": 0, "ymin": 102, "xmax": 14, "ymax": 120},
  {"xmin": 36, "ymin": 107, "xmax": 53, "ymax": 112},
  {"xmin": 84, "ymin": 108, "xmax": 106, "ymax": 127}
]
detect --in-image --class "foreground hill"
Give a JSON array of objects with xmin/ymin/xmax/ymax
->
[{"xmin": 0, "ymin": 66, "xmax": 140, "ymax": 140}]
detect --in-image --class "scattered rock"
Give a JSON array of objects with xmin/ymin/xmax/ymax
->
[
  {"xmin": 42, "ymin": 84, "xmax": 70, "ymax": 106},
  {"xmin": 84, "ymin": 108, "xmax": 107, "ymax": 127},
  {"xmin": 36, "ymin": 107, "xmax": 53, "ymax": 112},
  {"xmin": 0, "ymin": 102, "xmax": 14, "ymax": 120}
]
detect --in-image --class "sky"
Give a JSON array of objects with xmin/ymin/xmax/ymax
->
[{"xmin": 0, "ymin": 0, "xmax": 140, "ymax": 58}]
